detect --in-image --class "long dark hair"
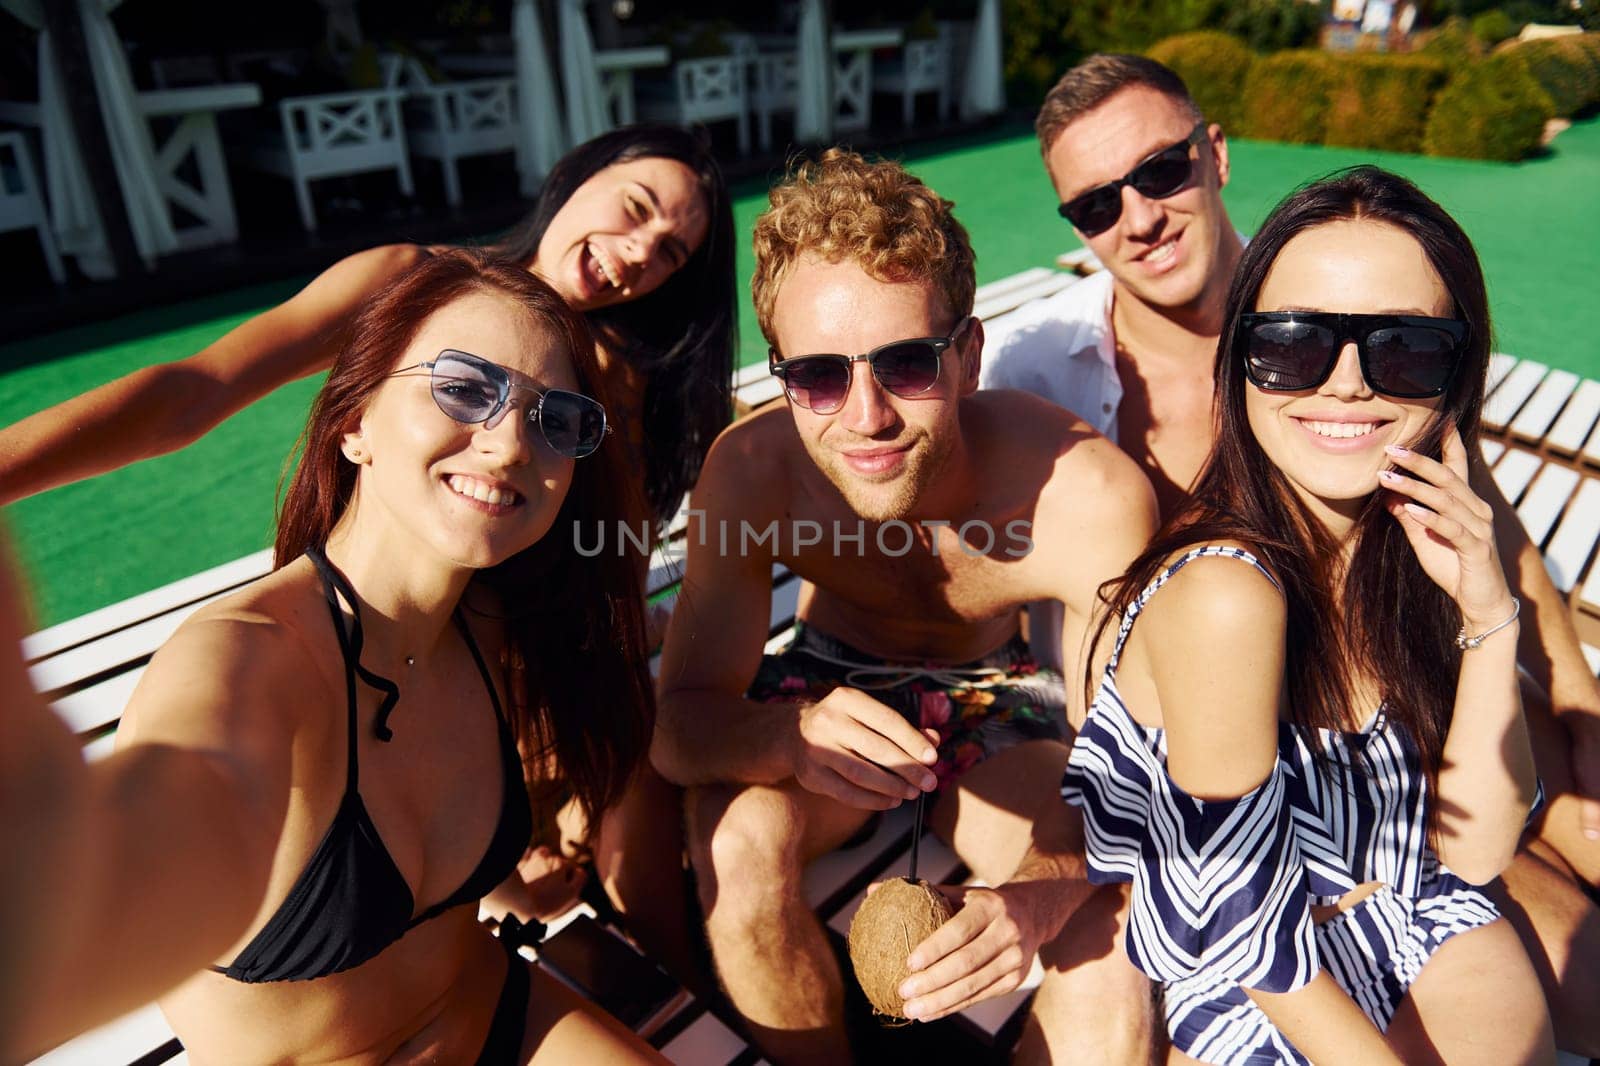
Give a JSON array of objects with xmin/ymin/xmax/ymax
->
[
  {"xmin": 492, "ymin": 124, "xmax": 737, "ymax": 527},
  {"xmin": 1090, "ymin": 166, "xmax": 1492, "ymax": 812},
  {"xmin": 276, "ymin": 249, "xmax": 653, "ymax": 823}
]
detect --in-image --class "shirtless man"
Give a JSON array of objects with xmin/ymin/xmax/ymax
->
[
  {"xmin": 981, "ymin": 52, "xmax": 1600, "ymax": 1054},
  {"xmin": 652, "ymin": 150, "xmax": 1159, "ymax": 1064}
]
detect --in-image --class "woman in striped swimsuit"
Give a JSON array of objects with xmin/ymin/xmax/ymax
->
[{"xmin": 1061, "ymin": 166, "xmax": 1554, "ymax": 1065}]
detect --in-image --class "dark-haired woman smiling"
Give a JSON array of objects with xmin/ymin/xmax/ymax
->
[
  {"xmin": 0, "ymin": 125, "xmax": 735, "ymax": 529},
  {"xmin": 1063, "ymin": 168, "xmax": 1553, "ymax": 1065}
]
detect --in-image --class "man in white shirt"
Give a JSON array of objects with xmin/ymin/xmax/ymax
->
[{"xmin": 982, "ymin": 53, "xmax": 1600, "ymax": 1054}]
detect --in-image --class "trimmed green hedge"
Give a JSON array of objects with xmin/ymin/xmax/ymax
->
[
  {"xmin": 1146, "ymin": 30, "xmax": 1254, "ymax": 132},
  {"xmin": 1422, "ymin": 51, "xmax": 1554, "ymax": 161},
  {"xmin": 1417, "ymin": 17, "xmax": 1489, "ymax": 63},
  {"xmin": 1239, "ymin": 50, "xmax": 1338, "ymax": 144},
  {"xmin": 1501, "ymin": 36, "xmax": 1600, "ymax": 117},
  {"xmin": 1470, "ymin": 10, "xmax": 1518, "ymax": 47},
  {"xmin": 1323, "ymin": 55, "xmax": 1452, "ymax": 153},
  {"xmin": 1141, "ymin": 28, "xmax": 1592, "ymax": 161}
]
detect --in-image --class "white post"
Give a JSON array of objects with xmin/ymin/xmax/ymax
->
[
  {"xmin": 795, "ymin": 0, "xmax": 832, "ymax": 143},
  {"xmin": 559, "ymin": 0, "xmax": 610, "ymax": 145},
  {"xmin": 512, "ymin": 0, "xmax": 566, "ymax": 194},
  {"xmin": 960, "ymin": 0, "xmax": 1004, "ymax": 120}
]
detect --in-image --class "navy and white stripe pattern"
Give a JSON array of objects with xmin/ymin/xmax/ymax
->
[{"xmin": 1061, "ymin": 546, "xmax": 1509, "ymax": 1064}]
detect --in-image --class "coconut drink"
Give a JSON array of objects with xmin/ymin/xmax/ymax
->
[{"xmin": 847, "ymin": 877, "xmax": 955, "ymax": 1020}]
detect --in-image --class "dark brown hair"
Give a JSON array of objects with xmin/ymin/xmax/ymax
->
[
  {"xmin": 1089, "ymin": 166, "xmax": 1492, "ymax": 821},
  {"xmin": 276, "ymin": 248, "xmax": 653, "ymax": 822},
  {"xmin": 491, "ymin": 124, "xmax": 736, "ymax": 527},
  {"xmin": 1036, "ymin": 54, "xmax": 1200, "ymax": 157}
]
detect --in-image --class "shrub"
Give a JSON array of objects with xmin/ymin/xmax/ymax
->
[
  {"xmin": 1470, "ymin": 9, "xmax": 1518, "ymax": 46},
  {"xmin": 1423, "ymin": 51, "xmax": 1554, "ymax": 160},
  {"xmin": 1216, "ymin": 0, "xmax": 1323, "ymax": 52},
  {"xmin": 1239, "ymin": 50, "xmax": 1338, "ymax": 143},
  {"xmin": 1323, "ymin": 55, "xmax": 1453, "ymax": 153},
  {"xmin": 1501, "ymin": 36, "xmax": 1598, "ymax": 115},
  {"xmin": 1147, "ymin": 31, "xmax": 1255, "ymax": 132},
  {"xmin": 1418, "ymin": 17, "xmax": 1489, "ymax": 63}
]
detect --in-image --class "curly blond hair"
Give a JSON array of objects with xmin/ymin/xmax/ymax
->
[{"xmin": 752, "ymin": 149, "xmax": 976, "ymax": 350}]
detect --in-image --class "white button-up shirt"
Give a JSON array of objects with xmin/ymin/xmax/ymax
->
[
  {"xmin": 980, "ymin": 268, "xmax": 1121, "ymax": 442},
  {"xmin": 979, "ymin": 269, "xmax": 1121, "ymax": 671}
]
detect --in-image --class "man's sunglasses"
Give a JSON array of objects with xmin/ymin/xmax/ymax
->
[
  {"xmin": 1057, "ymin": 122, "xmax": 1209, "ymax": 236},
  {"xmin": 393, "ymin": 349, "xmax": 609, "ymax": 458},
  {"xmin": 768, "ymin": 319, "xmax": 971, "ymax": 414},
  {"xmin": 1238, "ymin": 312, "xmax": 1470, "ymax": 399}
]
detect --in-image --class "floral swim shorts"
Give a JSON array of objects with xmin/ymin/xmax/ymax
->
[{"xmin": 747, "ymin": 622, "xmax": 1069, "ymax": 790}]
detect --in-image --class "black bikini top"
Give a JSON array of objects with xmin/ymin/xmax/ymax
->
[{"xmin": 210, "ymin": 547, "xmax": 532, "ymax": 983}]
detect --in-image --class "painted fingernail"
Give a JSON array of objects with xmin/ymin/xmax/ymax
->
[
  {"xmin": 922, "ymin": 748, "xmax": 937, "ymax": 762},
  {"xmin": 1378, "ymin": 469, "xmax": 1400, "ymax": 482},
  {"xmin": 1385, "ymin": 444, "xmax": 1410, "ymax": 456},
  {"xmin": 921, "ymin": 774, "xmax": 937, "ymax": 790},
  {"xmin": 1404, "ymin": 503, "xmax": 1430, "ymax": 517}
]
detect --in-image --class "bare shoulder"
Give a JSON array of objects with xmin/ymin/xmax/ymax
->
[
  {"xmin": 118, "ymin": 561, "xmax": 336, "ymax": 753},
  {"xmin": 694, "ymin": 404, "xmax": 793, "ymax": 519},
  {"xmin": 975, "ymin": 391, "xmax": 1157, "ymax": 548},
  {"xmin": 1139, "ymin": 543, "xmax": 1285, "ymax": 649},
  {"xmin": 971, "ymin": 389, "xmax": 1145, "ymax": 497}
]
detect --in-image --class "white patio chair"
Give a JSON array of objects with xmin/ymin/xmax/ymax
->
[
  {"xmin": 724, "ymin": 34, "xmax": 798, "ymax": 153},
  {"xmin": 245, "ymin": 55, "xmax": 413, "ymax": 232},
  {"xmin": 874, "ymin": 35, "xmax": 952, "ymax": 127},
  {"xmin": 393, "ymin": 57, "xmax": 517, "ymax": 209},
  {"xmin": 0, "ymin": 130, "xmax": 65, "ymax": 284},
  {"xmin": 637, "ymin": 55, "xmax": 750, "ymax": 155}
]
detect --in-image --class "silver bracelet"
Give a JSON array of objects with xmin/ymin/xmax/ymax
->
[{"xmin": 1455, "ymin": 598, "xmax": 1521, "ymax": 651}]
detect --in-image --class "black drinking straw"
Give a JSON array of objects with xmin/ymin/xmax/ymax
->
[{"xmin": 908, "ymin": 790, "xmax": 926, "ymax": 882}]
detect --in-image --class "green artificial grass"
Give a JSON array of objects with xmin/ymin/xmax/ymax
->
[{"xmin": 4, "ymin": 118, "xmax": 1599, "ymax": 626}]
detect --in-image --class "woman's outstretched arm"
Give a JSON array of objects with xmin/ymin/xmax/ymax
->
[
  {"xmin": 0, "ymin": 552, "xmax": 296, "ymax": 1060},
  {"xmin": 0, "ymin": 245, "xmax": 425, "ymax": 505}
]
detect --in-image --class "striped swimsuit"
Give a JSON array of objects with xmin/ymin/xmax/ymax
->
[{"xmin": 1061, "ymin": 547, "xmax": 1520, "ymax": 1065}]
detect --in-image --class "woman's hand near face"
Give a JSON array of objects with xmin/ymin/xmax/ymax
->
[
  {"xmin": 1380, "ymin": 424, "xmax": 1516, "ymax": 630},
  {"xmin": 1385, "ymin": 425, "xmax": 1537, "ymax": 881}
]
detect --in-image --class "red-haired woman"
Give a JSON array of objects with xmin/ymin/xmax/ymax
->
[
  {"xmin": 6, "ymin": 249, "xmax": 664, "ymax": 1063},
  {"xmin": 1, "ymin": 124, "xmax": 734, "ymax": 989}
]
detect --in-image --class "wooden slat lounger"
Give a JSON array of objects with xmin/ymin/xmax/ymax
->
[{"xmin": 1476, "ymin": 352, "xmax": 1600, "ymax": 647}]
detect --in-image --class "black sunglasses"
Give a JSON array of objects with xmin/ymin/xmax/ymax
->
[
  {"xmin": 1238, "ymin": 312, "xmax": 1470, "ymax": 399},
  {"xmin": 392, "ymin": 349, "xmax": 609, "ymax": 459},
  {"xmin": 1057, "ymin": 122, "xmax": 1209, "ymax": 236},
  {"xmin": 768, "ymin": 319, "xmax": 971, "ymax": 414}
]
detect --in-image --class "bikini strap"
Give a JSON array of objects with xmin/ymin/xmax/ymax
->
[
  {"xmin": 305, "ymin": 547, "xmax": 402, "ymax": 777},
  {"xmin": 454, "ymin": 610, "xmax": 506, "ymax": 723},
  {"xmin": 1107, "ymin": 546, "xmax": 1282, "ymax": 673}
]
